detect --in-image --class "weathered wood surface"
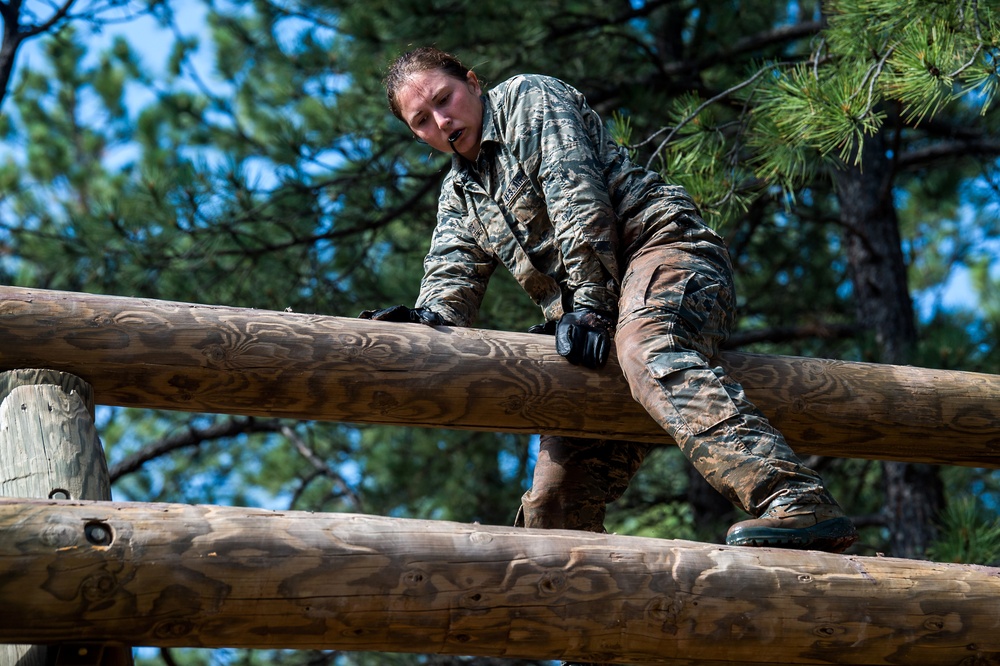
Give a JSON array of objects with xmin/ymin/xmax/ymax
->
[
  {"xmin": 0, "ymin": 498, "xmax": 997, "ymax": 665},
  {"xmin": 1, "ymin": 285, "xmax": 999, "ymax": 467},
  {"xmin": 0, "ymin": 371, "xmax": 132, "ymax": 666}
]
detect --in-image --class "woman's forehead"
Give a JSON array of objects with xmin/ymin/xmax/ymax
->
[
  {"xmin": 401, "ymin": 70, "xmax": 457, "ymax": 98},
  {"xmin": 398, "ymin": 70, "xmax": 459, "ymax": 115}
]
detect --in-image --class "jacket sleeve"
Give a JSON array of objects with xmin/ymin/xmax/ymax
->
[
  {"xmin": 414, "ymin": 183, "xmax": 498, "ymax": 327},
  {"xmin": 501, "ymin": 75, "xmax": 621, "ymax": 316}
]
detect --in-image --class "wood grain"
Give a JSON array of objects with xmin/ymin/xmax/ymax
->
[
  {"xmin": 0, "ymin": 497, "xmax": 997, "ymax": 665},
  {"xmin": 2, "ymin": 285, "xmax": 999, "ymax": 467},
  {"xmin": 0, "ymin": 371, "xmax": 131, "ymax": 665}
]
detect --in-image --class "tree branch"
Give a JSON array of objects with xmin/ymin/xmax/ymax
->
[
  {"xmin": 281, "ymin": 424, "xmax": 364, "ymax": 512},
  {"xmin": 0, "ymin": 0, "xmax": 25, "ymax": 108},
  {"xmin": 664, "ymin": 19, "xmax": 825, "ymax": 78},
  {"xmin": 20, "ymin": 0, "xmax": 76, "ymax": 39},
  {"xmin": 898, "ymin": 138, "xmax": 1000, "ymax": 171},
  {"xmin": 723, "ymin": 322, "xmax": 858, "ymax": 349},
  {"xmin": 108, "ymin": 416, "xmax": 284, "ymax": 482},
  {"xmin": 544, "ymin": 0, "xmax": 675, "ymax": 41}
]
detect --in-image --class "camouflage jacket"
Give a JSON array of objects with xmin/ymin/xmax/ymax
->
[{"xmin": 414, "ymin": 74, "xmax": 726, "ymax": 327}]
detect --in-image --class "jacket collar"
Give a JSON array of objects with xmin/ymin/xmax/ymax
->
[{"xmin": 451, "ymin": 94, "xmax": 497, "ymax": 178}]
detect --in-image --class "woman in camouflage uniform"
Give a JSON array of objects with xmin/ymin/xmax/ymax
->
[{"xmin": 368, "ymin": 47, "xmax": 857, "ymax": 558}]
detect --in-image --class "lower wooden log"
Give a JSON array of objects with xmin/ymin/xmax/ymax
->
[{"xmin": 0, "ymin": 498, "xmax": 997, "ymax": 665}]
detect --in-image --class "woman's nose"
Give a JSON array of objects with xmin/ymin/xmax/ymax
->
[{"xmin": 434, "ymin": 111, "xmax": 452, "ymax": 129}]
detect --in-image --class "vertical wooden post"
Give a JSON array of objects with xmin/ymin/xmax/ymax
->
[{"xmin": 0, "ymin": 369, "xmax": 132, "ymax": 666}]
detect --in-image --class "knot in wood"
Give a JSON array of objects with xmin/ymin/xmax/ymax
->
[
  {"xmin": 39, "ymin": 523, "xmax": 78, "ymax": 548},
  {"xmin": 402, "ymin": 569, "xmax": 427, "ymax": 588},
  {"xmin": 154, "ymin": 621, "xmax": 194, "ymax": 639},
  {"xmin": 469, "ymin": 531, "xmax": 493, "ymax": 545},
  {"xmin": 337, "ymin": 336, "xmax": 362, "ymax": 358},
  {"xmin": 167, "ymin": 374, "xmax": 200, "ymax": 392},
  {"xmin": 645, "ymin": 596, "xmax": 681, "ymax": 621},
  {"xmin": 202, "ymin": 345, "xmax": 229, "ymax": 364},
  {"xmin": 923, "ymin": 617, "xmax": 945, "ymax": 631},
  {"xmin": 501, "ymin": 395, "xmax": 524, "ymax": 414},
  {"xmin": 460, "ymin": 591, "xmax": 486, "ymax": 609},
  {"xmin": 371, "ymin": 391, "xmax": 399, "ymax": 413},
  {"xmin": 81, "ymin": 573, "xmax": 117, "ymax": 601},
  {"xmin": 537, "ymin": 571, "xmax": 566, "ymax": 596},
  {"xmin": 813, "ymin": 624, "xmax": 846, "ymax": 638}
]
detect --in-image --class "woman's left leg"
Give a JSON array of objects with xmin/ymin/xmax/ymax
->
[{"xmin": 517, "ymin": 435, "xmax": 652, "ymax": 532}]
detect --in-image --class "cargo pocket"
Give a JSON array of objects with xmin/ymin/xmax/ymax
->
[{"xmin": 646, "ymin": 351, "xmax": 739, "ymax": 436}]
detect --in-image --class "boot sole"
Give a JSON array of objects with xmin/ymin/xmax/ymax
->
[{"xmin": 725, "ymin": 517, "xmax": 858, "ymax": 553}]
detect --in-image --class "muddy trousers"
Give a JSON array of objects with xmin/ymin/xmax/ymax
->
[{"xmin": 519, "ymin": 243, "xmax": 837, "ymax": 532}]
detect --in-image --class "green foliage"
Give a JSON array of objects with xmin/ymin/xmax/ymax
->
[
  {"xmin": 754, "ymin": 60, "xmax": 887, "ymax": 163},
  {"xmin": 826, "ymin": 0, "xmax": 1000, "ymax": 119},
  {"xmin": 605, "ymin": 448, "xmax": 701, "ymax": 541},
  {"xmin": 640, "ymin": 0, "xmax": 1000, "ymax": 229},
  {"xmin": 927, "ymin": 496, "xmax": 1000, "ymax": 564}
]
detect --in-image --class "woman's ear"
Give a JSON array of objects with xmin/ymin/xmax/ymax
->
[{"xmin": 467, "ymin": 71, "xmax": 482, "ymax": 96}]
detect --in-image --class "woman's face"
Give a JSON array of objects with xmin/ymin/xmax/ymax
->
[{"xmin": 397, "ymin": 68, "xmax": 483, "ymax": 160}]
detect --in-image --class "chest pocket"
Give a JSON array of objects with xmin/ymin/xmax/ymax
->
[
  {"xmin": 500, "ymin": 170, "xmax": 549, "ymax": 253},
  {"xmin": 462, "ymin": 169, "xmax": 565, "ymax": 321}
]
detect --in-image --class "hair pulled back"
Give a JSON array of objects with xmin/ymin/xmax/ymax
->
[{"xmin": 384, "ymin": 46, "xmax": 472, "ymax": 121}]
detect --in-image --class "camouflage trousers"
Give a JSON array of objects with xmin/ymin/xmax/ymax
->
[
  {"xmin": 516, "ymin": 435, "xmax": 652, "ymax": 531},
  {"xmin": 518, "ymin": 241, "xmax": 837, "ymax": 532}
]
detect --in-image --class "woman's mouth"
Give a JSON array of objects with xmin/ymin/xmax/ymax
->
[{"xmin": 448, "ymin": 129, "xmax": 463, "ymax": 144}]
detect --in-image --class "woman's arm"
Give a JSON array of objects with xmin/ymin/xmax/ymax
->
[{"xmin": 414, "ymin": 185, "xmax": 498, "ymax": 328}]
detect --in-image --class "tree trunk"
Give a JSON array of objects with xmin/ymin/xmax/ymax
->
[
  {"xmin": 0, "ymin": 497, "xmax": 998, "ymax": 665},
  {"xmin": 833, "ymin": 128, "xmax": 941, "ymax": 558}
]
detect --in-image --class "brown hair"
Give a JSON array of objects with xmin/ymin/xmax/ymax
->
[{"xmin": 384, "ymin": 47, "xmax": 471, "ymax": 121}]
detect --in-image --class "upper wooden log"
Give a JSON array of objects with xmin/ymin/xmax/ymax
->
[
  {"xmin": 0, "ymin": 497, "xmax": 998, "ymax": 665},
  {"xmin": 1, "ymin": 285, "xmax": 999, "ymax": 467}
]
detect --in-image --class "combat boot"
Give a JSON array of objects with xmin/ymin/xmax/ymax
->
[{"xmin": 725, "ymin": 501, "xmax": 858, "ymax": 553}]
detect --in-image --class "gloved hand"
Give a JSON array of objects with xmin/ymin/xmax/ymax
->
[
  {"xmin": 527, "ymin": 320, "xmax": 557, "ymax": 335},
  {"xmin": 555, "ymin": 309, "xmax": 613, "ymax": 369},
  {"xmin": 358, "ymin": 305, "xmax": 448, "ymax": 326}
]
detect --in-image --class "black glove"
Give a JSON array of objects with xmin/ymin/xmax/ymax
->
[
  {"xmin": 527, "ymin": 320, "xmax": 557, "ymax": 335},
  {"xmin": 555, "ymin": 309, "xmax": 613, "ymax": 369},
  {"xmin": 358, "ymin": 305, "xmax": 448, "ymax": 326}
]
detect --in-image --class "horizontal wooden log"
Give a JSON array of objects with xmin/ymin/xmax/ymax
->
[
  {"xmin": 0, "ymin": 498, "xmax": 998, "ymax": 664},
  {"xmin": 1, "ymin": 285, "xmax": 999, "ymax": 467}
]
